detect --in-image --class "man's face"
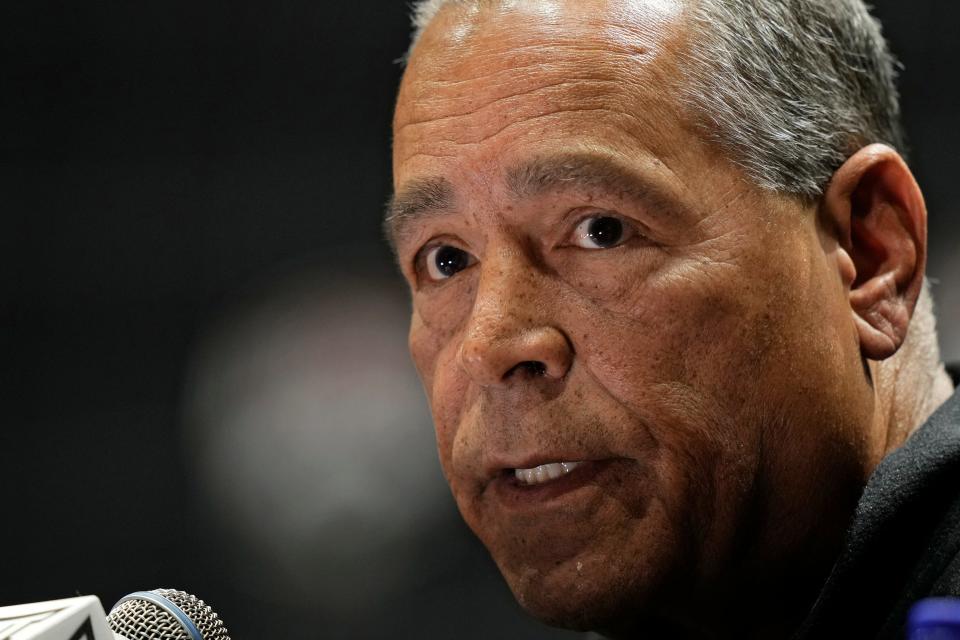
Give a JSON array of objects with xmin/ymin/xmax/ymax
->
[{"xmin": 391, "ymin": 0, "xmax": 876, "ymax": 631}]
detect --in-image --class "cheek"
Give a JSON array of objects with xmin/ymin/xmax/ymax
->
[
  {"xmin": 556, "ymin": 247, "xmax": 773, "ymax": 407},
  {"xmin": 408, "ymin": 310, "xmax": 472, "ymax": 475},
  {"xmin": 413, "ymin": 274, "xmax": 478, "ymax": 334},
  {"xmin": 569, "ymin": 252, "xmax": 802, "ymax": 472},
  {"xmin": 555, "ymin": 247, "xmax": 667, "ymax": 306},
  {"xmin": 573, "ymin": 261, "xmax": 756, "ymax": 400},
  {"xmin": 408, "ymin": 278, "xmax": 480, "ymax": 450},
  {"xmin": 579, "ymin": 218, "xmax": 834, "ymax": 406}
]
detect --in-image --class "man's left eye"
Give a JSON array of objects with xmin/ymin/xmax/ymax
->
[{"xmin": 572, "ymin": 215, "xmax": 629, "ymax": 249}]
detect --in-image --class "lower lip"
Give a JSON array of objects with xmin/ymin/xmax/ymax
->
[{"xmin": 491, "ymin": 459, "xmax": 617, "ymax": 506}]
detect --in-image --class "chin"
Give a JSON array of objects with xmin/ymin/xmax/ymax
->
[
  {"xmin": 509, "ymin": 575, "xmax": 631, "ymax": 631},
  {"xmin": 510, "ymin": 573, "xmax": 707, "ymax": 639},
  {"xmin": 496, "ymin": 549, "xmax": 671, "ymax": 633}
]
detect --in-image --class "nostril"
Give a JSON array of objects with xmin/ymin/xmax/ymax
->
[
  {"xmin": 458, "ymin": 325, "xmax": 573, "ymax": 387},
  {"xmin": 512, "ymin": 361, "xmax": 547, "ymax": 378}
]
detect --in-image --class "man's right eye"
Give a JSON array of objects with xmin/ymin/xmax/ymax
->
[{"xmin": 422, "ymin": 244, "xmax": 475, "ymax": 282}]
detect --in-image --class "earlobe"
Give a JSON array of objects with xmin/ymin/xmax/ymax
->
[
  {"xmin": 850, "ymin": 273, "xmax": 911, "ymax": 360},
  {"xmin": 821, "ymin": 144, "xmax": 927, "ymax": 361}
]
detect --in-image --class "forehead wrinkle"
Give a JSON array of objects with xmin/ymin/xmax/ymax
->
[
  {"xmin": 506, "ymin": 152, "xmax": 684, "ymax": 217},
  {"xmin": 398, "ymin": 44, "xmax": 657, "ymax": 133},
  {"xmin": 386, "ymin": 176, "xmax": 456, "ymax": 246},
  {"xmin": 396, "ymin": 77, "xmax": 621, "ymax": 134}
]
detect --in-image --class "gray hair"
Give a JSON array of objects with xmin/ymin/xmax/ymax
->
[{"xmin": 406, "ymin": 0, "xmax": 905, "ymax": 201}]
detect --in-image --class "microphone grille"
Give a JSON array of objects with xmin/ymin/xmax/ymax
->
[{"xmin": 107, "ymin": 588, "xmax": 231, "ymax": 640}]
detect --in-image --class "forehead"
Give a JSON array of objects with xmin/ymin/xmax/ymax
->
[
  {"xmin": 393, "ymin": 0, "xmax": 691, "ymax": 180},
  {"xmin": 404, "ymin": 0, "xmax": 686, "ymax": 76},
  {"xmin": 406, "ymin": 0, "xmax": 686, "ymax": 70}
]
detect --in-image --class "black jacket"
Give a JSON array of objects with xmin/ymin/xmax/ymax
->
[{"xmin": 796, "ymin": 365, "xmax": 960, "ymax": 638}]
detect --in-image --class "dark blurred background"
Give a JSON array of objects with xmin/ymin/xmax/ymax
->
[{"xmin": 3, "ymin": 2, "xmax": 958, "ymax": 638}]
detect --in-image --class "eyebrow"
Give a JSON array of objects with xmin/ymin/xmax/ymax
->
[
  {"xmin": 385, "ymin": 152, "xmax": 683, "ymax": 248},
  {"xmin": 384, "ymin": 177, "xmax": 455, "ymax": 249},
  {"xmin": 506, "ymin": 152, "xmax": 680, "ymax": 213}
]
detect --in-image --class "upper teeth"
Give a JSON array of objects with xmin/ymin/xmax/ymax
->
[{"xmin": 514, "ymin": 461, "xmax": 582, "ymax": 485}]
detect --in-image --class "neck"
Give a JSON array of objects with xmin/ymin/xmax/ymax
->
[
  {"xmin": 873, "ymin": 356, "xmax": 955, "ymax": 461},
  {"xmin": 870, "ymin": 284, "xmax": 954, "ymax": 459}
]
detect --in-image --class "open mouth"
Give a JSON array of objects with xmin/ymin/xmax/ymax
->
[
  {"xmin": 513, "ymin": 461, "xmax": 584, "ymax": 486},
  {"xmin": 492, "ymin": 459, "xmax": 617, "ymax": 506},
  {"xmin": 490, "ymin": 458, "xmax": 642, "ymax": 512}
]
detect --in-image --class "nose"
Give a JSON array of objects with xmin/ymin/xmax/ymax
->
[{"xmin": 457, "ymin": 251, "xmax": 573, "ymax": 387}]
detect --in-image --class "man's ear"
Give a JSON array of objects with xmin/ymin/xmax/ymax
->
[{"xmin": 821, "ymin": 143, "xmax": 927, "ymax": 361}]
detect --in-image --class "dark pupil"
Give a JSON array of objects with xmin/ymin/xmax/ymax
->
[
  {"xmin": 435, "ymin": 246, "xmax": 469, "ymax": 277},
  {"xmin": 588, "ymin": 217, "xmax": 623, "ymax": 247}
]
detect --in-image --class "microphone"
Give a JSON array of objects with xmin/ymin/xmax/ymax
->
[
  {"xmin": 107, "ymin": 589, "xmax": 229, "ymax": 640},
  {"xmin": 0, "ymin": 588, "xmax": 230, "ymax": 640}
]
